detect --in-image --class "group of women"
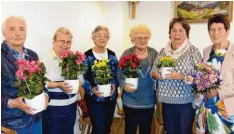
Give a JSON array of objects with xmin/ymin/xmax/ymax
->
[{"xmin": 83, "ymin": 14, "xmax": 234, "ymax": 134}]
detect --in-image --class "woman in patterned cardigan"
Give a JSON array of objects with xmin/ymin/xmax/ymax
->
[
  {"xmin": 82, "ymin": 25, "xmax": 118, "ymax": 134},
  {"xmin": 151, "ymin": 17, "xmax": 202, "ymax": 134}
]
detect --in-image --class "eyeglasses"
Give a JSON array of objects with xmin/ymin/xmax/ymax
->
[
  {"xmin": 56, "ymin": 40, "xmax": 71, "ymax": 45},
  {"xmin": 209, "ymin": 28, "xmax": 225, "ymax": 34},
  {"xmin": 135, "ymin": 37, "xmax": 150, "ymax": 42},
  {"xmin": 171, "ymin": 29, "xmax": 186, "ymax": 34},
  {"xmin": 95, "ymin": 35, "xmax": 109, "ymax": 40}
]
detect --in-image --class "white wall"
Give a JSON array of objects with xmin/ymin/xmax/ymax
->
[
  {"xmin": 1, "ymin": 1, "xmax": 126, "ymax": 58},
  {"xmin": 2, "ymin": 1, "xmax": 234, "ymax": 57}
]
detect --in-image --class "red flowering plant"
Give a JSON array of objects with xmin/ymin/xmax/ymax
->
[
  {"xmin": 59, "ymin": 50, "xmax": 86, "ymax": 80},
  {"xmin": 14, "ymin": 59, "xmax": 49, "ymax": 99},
  {"xmin": 119, "ymin": 54, "xmax": 141, "ymax": 78}
]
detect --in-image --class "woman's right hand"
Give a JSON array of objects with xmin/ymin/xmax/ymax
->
[
  {"xmin": 151, "ymin": 70, "xmax": 163, "ymax": 80},
  {"xmin": 92, "ymin": 87, "xmax": 104, "ymax": 98},
  {"xmin": 124, "ymin": 83, "xmax": 136, "ymax": 93},
  {"xmin": 58, "ymin": 82, "xmax": 73, "ymax": 94},
  {"xmin": 8, "ymin": 97, "xmax": 36, "ymax": 115}
]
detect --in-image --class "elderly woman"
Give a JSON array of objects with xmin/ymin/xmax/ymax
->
[
  {"xmin": 151, "ymin": 17, "xmax": 202, "ymax": 134},
  {"xmin": 82, "ymin": 25, "xmax": 118, "ymax": 134},
  {"xmin": 118, "ymin": 24, "xmax": 158, "ymax": 134},
  {"xmin": 41, "ymin": 27, "xmax": 80, "ymax": 134},
  {"xmin": 196, "ymin": 14, "xmax": 234, "ymax": 134}
]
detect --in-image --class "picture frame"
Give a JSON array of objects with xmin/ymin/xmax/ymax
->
[{"xmin": 174, "ymin": 1, "xmax": 233, "ymax": 23}]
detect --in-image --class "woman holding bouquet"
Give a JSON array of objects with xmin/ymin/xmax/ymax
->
[
  {"xmin": 196, "ymin": 14, "xmax": 234, "ymax": 134},
  {"xmin": 118, "ymin": 24, "xmax": 158, "ymax": 134},
  {"xmin": 151, "ymin": 17, "xmax": 202, "ymax": 134},
  {"xmin": 82, "ymin": 25, "xmax": 118, "ymax": 134}
]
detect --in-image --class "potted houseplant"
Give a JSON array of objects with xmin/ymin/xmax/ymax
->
[
  {"xmin": 92, "ymin": 59, "xmax": 112, "ymax": 97},
  {"xmin": 59, "ymin": 50, "xmax": 86, "ymax": 94},
  {"xmin": 119, "ymin": 54, "xmax": 141, "ymax": 90},
  {"xmin": 14, "ymin": 59, "xmax": 49, "ymax": 113},
  {"xmin": 155, "ymin": 56, "xmax": 176, "ymax": 79}
]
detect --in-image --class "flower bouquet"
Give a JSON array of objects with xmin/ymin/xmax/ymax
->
[
  {"xmin": 155, "ymin": 56, "xmax": 176, "ymax": 79},
  {"xmin": 14, "ymin": 59, "xmax": 49, "ymax": 113},
  {"xmin": 92, "ymin": 59, "xmax": 112, "ymax": 97},
  {"xmin": 59, "ymin": 50, "xmax": 86, "ymax": 94},
  {"xmin": 119, "ymin": 54, "xmax": 141, "ymax": 90},
  {"xmin": 185, "ymin": 62, "xmax": 222, "ymax": 109}
]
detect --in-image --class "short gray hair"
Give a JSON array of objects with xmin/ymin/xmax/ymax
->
[
  {"xmin": 91, "ymin": 25, "xmax": 110, "ymax": 38},
  {"xmin": 2, "ymin": 16, "xmax": 27, "ymax": 32}
]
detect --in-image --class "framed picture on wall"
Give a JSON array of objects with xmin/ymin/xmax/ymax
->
[{"xmin": 174, "ymin": 1, "xmax": 233, "ymax": 23}]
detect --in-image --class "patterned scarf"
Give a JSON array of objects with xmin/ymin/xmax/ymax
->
[{"xmin": 164, "ymin": 38, "xmax": 192, "ymax": 59}]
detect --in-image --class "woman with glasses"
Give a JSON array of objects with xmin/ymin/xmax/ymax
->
[
  {"xmin": 82, "ymin": 25, "xmax": 118, "ymax": 134},
  {"xmin": 118, "ymin": 24, "xmax": 158, "ymax": 134},
  {"xmin": 151, "ymin": 17, "xmax": 202, "ymax": 134},
  {"xmin": 41, "ymin": 27, "xmax": 81, "ymax": 134},
  {"xmin": 196, "ymin": 14, "xmax": 234, "ymax": 134}
]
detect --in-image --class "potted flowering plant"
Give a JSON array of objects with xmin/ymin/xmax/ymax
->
[
  {"xmin": 119, "ymin": 54, "xmax": 141, "ymax": 90},
  {"xmin": 59, "ymin": 50, "xmax": 86, "ymax": 94},
  {"xmin": 185, "ymin": 62, "xmax": 222, "ymax": 109},
  {"xmin": 155, "ymin": 56, "xmax": 176, "ymax": 79},
  {"xmin": 92, "ymin": 59, "xmax": 112, "ymax": 97},
  {"xmin": 14, "ymin": 59, "xmax": 49, "ymax": 113}
]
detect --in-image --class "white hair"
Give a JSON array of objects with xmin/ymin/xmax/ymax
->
[{"xmin": 2, "ymin": 16, "xmax": 27, "ymax": 32}]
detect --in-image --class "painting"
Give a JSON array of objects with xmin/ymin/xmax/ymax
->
[{"xmin": 174, "ymin": 1, "xmax": 233, "ymax": 23}]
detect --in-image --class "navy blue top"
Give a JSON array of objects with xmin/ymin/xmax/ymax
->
[
  {"xmin": 82, "ymin": 48, "xmax": 119, "ymax": 102},
  {"xmin": 1, "ymin": 41, "xmax": 45, "ymax": 129}
]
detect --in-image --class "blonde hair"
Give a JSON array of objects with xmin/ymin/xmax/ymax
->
[
  {"xmin": 53, "ymin": 27, "xmax": 73, "ymax": 41},
  {"xmin": 2, "ymin": 16, "xmax": 27, "ymax": 32},
  {"xmin": 129, "ymin": 24, "xmax": 151, "ymax": 40},
  {"xmin": 91, "ymin": 25, "xmax": 110, "ymax": 38}
]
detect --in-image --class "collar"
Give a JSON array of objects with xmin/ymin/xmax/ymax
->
[
  {"xmin": 4, "ymin": 40, "xmax": 27, "ymax": 60},
  {"xmin": 51, "ymin": 48, "xmax": 61, "ymax": 61}
]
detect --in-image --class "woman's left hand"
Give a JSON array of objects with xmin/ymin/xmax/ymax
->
[
  {"xmin": 165, "ymin": 71, "xmax": 185, "ymax": 80},
  {"xmin": 206, "ymin": 89, "xmax": 218, "ymax": 98},
  {"xmin": 44, "ymin": 95, "xmax": 49, "ymax": 110},
  {"xmin": 110, "ymin": 84, "xmax": 116, "ymax": 96}
]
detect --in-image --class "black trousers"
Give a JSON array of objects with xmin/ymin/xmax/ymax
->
[
  {"xmin": 86, "ymin": 97, "xmax": 116, "ymax": 134},
  {"xmin": 162, "ymin": 103, "xmax": 195, "ymax": 134},
  {"xmin": 123, "ymin": 105, "xmax": 155, "ymax": 134}
]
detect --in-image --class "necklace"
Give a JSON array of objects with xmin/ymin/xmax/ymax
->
[
  {"xmin": 134, "ymin": 47, "xmax": 147, "ymax": 57},
  {"xmin": 134, "ymin": 47, "xmax": 151, "ymax": 79}
]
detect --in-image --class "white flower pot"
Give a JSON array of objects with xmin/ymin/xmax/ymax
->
[
  {"xmin": 97, "ymin": 83, "xmax": 111, "ymax": 97},
  {"xmin": 160, "ymin": 67, "xmax": 173, "ymax": 79},
  {"xmin": 64, "ymin": 79, "xmax": 80, "ymax": 94},
  {"xmin": 24, "ymin": 91, "xmax": 45, "ymax": 114},
  {"xmin": 125, "ymin": 78, "xmax": 138, "ymax": 90}
]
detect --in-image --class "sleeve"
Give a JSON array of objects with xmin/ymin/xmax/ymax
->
[
  {"xmin": 82, "ymin": 56, "xmax": 94, "ymax": 95},
  {"xmin": 110, "ymin": 55, "xmax": 119, "ymax": 88},
  {"xmin": 1, "ymin": 64, "xmax": 11, "ymax": 108},
  {"xmin": 192, "ymin": 47, "xmax": 202, "ymax": 67}
]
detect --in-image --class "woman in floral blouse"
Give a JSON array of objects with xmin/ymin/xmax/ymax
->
[
  {"xmin": 196, "ymin": 14, "xmax": 234, "ymax": 134},
  {"xmin": 82, "ymin": 25, "xmax": 118, "ymax": 134}
]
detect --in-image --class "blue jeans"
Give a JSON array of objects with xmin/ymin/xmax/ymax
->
[
  {"xmin": 162, "ymin": 103, "xmax": 195, "ymax": 134},
  {"xmin": 123, "ymin": 105, "xmax": 155, "ymax": 134},
  {"xmin": 14, "ymin": 119, "xmax": 42, "ymax": 134}
]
